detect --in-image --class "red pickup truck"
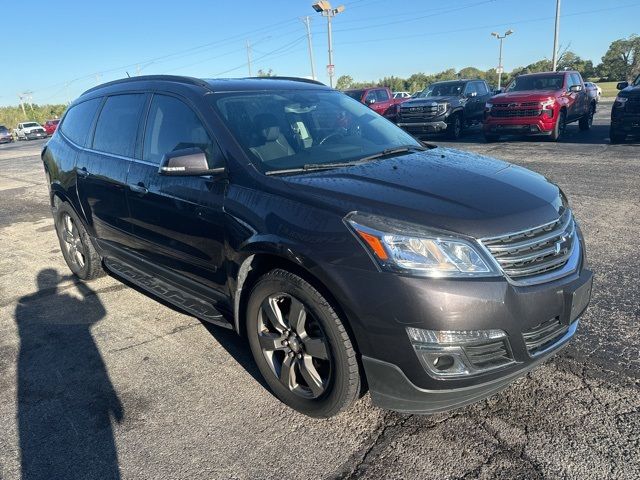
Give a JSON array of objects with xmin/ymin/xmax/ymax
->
[
  {"xmin": 342, "ymin": 87, "xmax": 407, "ymax": 121},
  {"xmin": 483, "ymin": 71, "xmax": 597, "ymax": 142}
]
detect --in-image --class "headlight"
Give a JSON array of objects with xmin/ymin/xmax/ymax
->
[
  {"xmin": 540, "ymin": 99, "xmax": 555, "ymax": 109},
  {"xmin": 344, "ymin": 212, "xmax": 498, "ymax": 277},
  {"xmin": 437, "ymin": 102, "xmax": 448, "ymax": 115},
  {"xmin": 614, "ymin": 96, "xmax": 628, "ymax": 107},
  {"xmin": 485, "ymin": 102, "xmax": 493, "ymax": 110}
]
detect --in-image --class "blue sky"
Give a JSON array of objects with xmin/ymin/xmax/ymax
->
[{"xmin": 2, "ymin": 0, "xmax": 638, "ymax": 106}]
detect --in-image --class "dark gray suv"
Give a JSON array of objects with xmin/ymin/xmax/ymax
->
[{"xmin": 42, "ymin": 75, "xmax": 592, "ymax": 417}]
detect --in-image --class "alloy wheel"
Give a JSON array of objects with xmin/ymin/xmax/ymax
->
[
  {"xmin": 257, "ymin": 293, "xmax": 331, "ymax": 399},
  {"xmin": 60, "ymin": 213, "xmax": 86, "ymax": 269}
]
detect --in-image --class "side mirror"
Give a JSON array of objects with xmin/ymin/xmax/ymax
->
[
  {"xmin": 158, "ymin": 148, "xmax": 223, "ymax": 176},
  {"xmin": 494, "ymin": 88, "xmax": 503, "ymax": 95},
  {"xmin": 365, "ymin": 98, "xmax": 376, "ymax": 105},
  {"xmin": 467, "ymin": 91, "xmax": 478, "ymax": 98},
  {"xmin": 568, "ymin": 85, "xmax": 583, "ymax": 93},
  {"xmin": 617, "ymin": 81, "xmax": 629, "ymax": 90}
]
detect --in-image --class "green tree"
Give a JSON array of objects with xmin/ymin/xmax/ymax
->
[
  {"xmin": 257, "ymin": 68, "xmax": 275, "ymax": 77},
  {"xmin": 458, "ymin": 67, "xmax": 484, "ymax": 80},
  {"xmin": 335, "ymin": 75, "xmax": 354, "ymax": 90},
  {"xmin": 598, "ymin": 35, "xmax": 640, "ymax": 81}
]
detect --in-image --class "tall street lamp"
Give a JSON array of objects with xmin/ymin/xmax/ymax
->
[
  {"xmin": 491, "ymin": 29, "xmax": 514, "ymax": 90},
  {"xmin": 312, "ymin": 1, "xmax": 345, "ymax": 88}
]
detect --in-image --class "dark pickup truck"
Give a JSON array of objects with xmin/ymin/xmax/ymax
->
[
  {"xmin": 396, "ymin": 79, "xmax": 493, "ymax": 139},
  {"xmin": 610, "ymin": 75, "xmax": 640, "ymax": 143}
]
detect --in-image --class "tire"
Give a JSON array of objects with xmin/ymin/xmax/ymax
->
[
  {"xmin": 53, "ymin": 201, "xmax": 105, "ymax": 280},
  {"xmin": 446, "ymin": 112, "xmax": 463, "ymax": 140},
  {"xmin": 579, "ymin": 104, "xmax": 594, "ymax": 131},
  {"xmin": 609, "ymin": 128, "xmax": 626, "ymax": 144},
  {"xmin": 484, "ymin": 134, "xmax": 500, "ymax": 143},
  {"xmin": 246, "ymin": 269, "xmax": 360, "ymax": 418},
  {"xmin": 549, "ymin": 109, "xmax": 566, "ymax": 142}
]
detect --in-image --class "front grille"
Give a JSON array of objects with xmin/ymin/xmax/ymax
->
[
  {"xmin": 480, "ymin": 209, "xmax": 576, "ymax": 279},
  {"xmin": 523, "ymin": 317, "xmax": 569, "ymax": 355},
  {"xmin": 399, "ymin": 104, "xmax": 441, "ymax": 119},
  {"xmin": 491, "ymin": 109, "xmax": 541, "ymax": 118},
  {"xmin": 463, "ymin": 339, "xmax": 513, "ymax": 369},
  {"xmin": 493, "ymin": 101, "xmax": 540, "ymax": 108}
]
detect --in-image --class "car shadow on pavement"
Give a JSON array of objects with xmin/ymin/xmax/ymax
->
[{"xmin": 15, "ymin": 269, "xmax": 123, "ymax": 480}]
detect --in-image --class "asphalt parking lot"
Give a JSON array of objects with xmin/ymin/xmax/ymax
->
[{"xmin": 0, "ymin": 100, "xmax": 638, "ymax": 480}]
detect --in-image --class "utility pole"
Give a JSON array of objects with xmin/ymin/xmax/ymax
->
[
  {"xmin": 246, "ymin": 40, "xmax": 253, "ymax": 77},
  {"xmin": 491, "ymin": 30, "xmax": 514, "ymax": 90},
  {"xmin": 552, "ymin": 0, "xmax": 561, "ymax": 71},
  {"xmin": 17, "ymin": 94, "xmax": 26, "ymax": 117},
  {"xmin": 312, "ymin": 1, "xmax": 345, "ymax": 88},
  {"xmin": 302, "ymin": 16, "xmax": 317, "ymax": 80}
]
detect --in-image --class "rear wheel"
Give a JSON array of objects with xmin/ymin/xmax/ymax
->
[
  {"xmin": 550, "ymin": 109, "xmax": 566, "ymax": 142},
  {"xmin": 446, "ymin": 113, "xmax": 463, "ymax": 140},
  {"xmin": 246, "ymin": 269, "xmax": 360, "ymax": 418},
  {"xmin": 579, "ymin": 104, "xmax": 595, "ymax": 131},
  {"xmin": 54, "ymin": 201, "xmax": 105, "ymax": 280}
]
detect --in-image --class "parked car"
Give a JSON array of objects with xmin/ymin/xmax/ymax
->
[
  {"xmin": 43, "ymin": 119, "xmax": 60, "ymax": 136},
  {"xmin": 483, "ymin": 71, "xmax": 597, "ymax": 142},
  {"xmin": 610, "ymin": 75, "xmax": 640, "ymax": 143},
  {"xmin": 14, "ymin": 121, "xmax": 47, "ymax": 140},
  {"xmin": 43, "ymin": 75, "xmax": 592, "ymax": 418},
  {"xmin": 393, "ymin": 91, "xmax": 412, "ymax": 99},
  {"xmin": 342, "ymin": 86, "xmax": 406, "ymax": 121},
  {"xmin": 0, "ymin": 125, "xmax": 13, "ymax": 144},
  {"xmin": 584, "ymin": 82, "xmax": 601, "ymax": 102},
  {"xmin": 396, "ymin": 79, "xmax": 492, "ymax": 139}
]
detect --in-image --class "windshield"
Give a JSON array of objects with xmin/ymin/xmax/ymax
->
[
  {"xmin": 212, "ymin": 89, "xmax": 420, "ymax": 173},
  {"xmin": 23, "ymin": 122, "xmax": 40, "ymax": 128},
  {"xmin": 507, "ymin": 75, "xmax": 564, "ymax": 92},
  {"xmin": 0, "ymin": 126, "xmax": 8, "ymax": 132},
  {"xmin": 418, "ymin": 82, "xmax": 465, "ymax": 97}
]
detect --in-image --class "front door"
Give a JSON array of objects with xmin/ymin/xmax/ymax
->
[{"xmin": 125, "ymin": 93, "xmax": 228, "ymax": 293}]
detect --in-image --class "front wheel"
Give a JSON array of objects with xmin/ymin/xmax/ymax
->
[
  {"xmin": 246, "ymin": 269, "xmax": 361, "ymax": 418},
  {"xmin": 550, "ymin": 109, "xmax": 566, "ymax": 142},
  {"xmin": 446, "ymin": 113, "xmax": 463, "ymax": 140}
]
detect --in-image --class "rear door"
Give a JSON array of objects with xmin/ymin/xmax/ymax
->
[
  {"xmin": 565, "ymin": 74, "xmax": 582, "ymax": 121},
  {"xmin": 375, "ymin": 88, "xmax": 393, "ymax": 117},
  {"xmin": 125, "ymin": 93, "xmax": 228, "ymax": 293},
  {"xmin": 76, "ymin": 93, "xmax": 147, "ymax": 250},
  {"xmin": 463, "ymin": 82, "xmax": 480, "ymax": 119}
]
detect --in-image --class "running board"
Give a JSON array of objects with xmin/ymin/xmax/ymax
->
[{"xmin": 104, "ymin": 257, "xmax": 232, "ymax": 329}]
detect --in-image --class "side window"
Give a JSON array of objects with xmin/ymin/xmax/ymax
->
[
  {"xmin": 571, "ymin": 74, "xmax": 582, "ymax": 88},
  {"xmin": 476, "ymin": 82, "xmax": 489, "ymax": 95},
  {"xmin": 464, "ymin": 82, "xmax": 477, "ymax": 95},
  {"xmin": 376, "ymin": 89, "xmax": 390, "ymax": 101},
  {"xmin": 59, "ymin": 97, "xmax": 102, "ymax": 146},
  {"xmin": 143, "ymin": 94, "xmax": 223, "ymax": 169},
  {"xmin": 364, "ymin": 90, "xmax": 376, "ymax": 103},
  {"xmin": 92, "ymin": 94, "xmax": 145, "ymax": 157}
]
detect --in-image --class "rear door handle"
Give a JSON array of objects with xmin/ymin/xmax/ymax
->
[
  {"xmin": 77, "ymin": 167, "xmax": 89, "ymax": 178},
  {"xmin": 129, "ymin": 183, "xmax": 148, "ymax": 195}
]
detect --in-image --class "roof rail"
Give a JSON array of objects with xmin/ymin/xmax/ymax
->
[
  {"xmin": 81, "ymin": 75, "xmax": 212, "ymax": 96},
  {"xmin": 242, "ymin": 76, "xmax": 326, "ymax": 86}
]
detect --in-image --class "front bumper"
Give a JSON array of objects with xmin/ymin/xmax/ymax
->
[
  {"xmin": 397, "ymin": 120, "xmax": 448, "ymax": 133},
  {"xmin": 25, "ymin": 132, "xmax": 47, "ymax": 140},
  {"xmin": 0, "ymin": 136, "xmax": 12, "ymax": 143},
  {"xmin": 483, "ymin": 113, "xmax": 556, "ymax": 136},
  {"xmin": 319, "ymin": 235, "xmax": 592, "ymax": 413},
  {"xmin": 611, "ymin": 112, "xmax": 640, "ymax": 135}
]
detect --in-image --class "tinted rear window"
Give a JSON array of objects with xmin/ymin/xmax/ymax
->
[
  {"xmin": 92, "ymin": 94, "xmax": 145, "ymax": 157},
  {"xmin": 60, "ymin": 98, "xmax": 102, "ymax": 146},
  {"xmin": 343, "ymin": 90, "xmax": 364, "ymax": 100}
]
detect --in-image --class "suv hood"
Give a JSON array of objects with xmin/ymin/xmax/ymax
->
[
  {"xmin": 400, "ymin": 96, "xmax": 459, "ymax": 107},
  {"xmin": 492, "ymin": 91, "xmax": 558, "ymax": 103},
  {"xmin": 281, "ymin": 148, "xmax": 561, "ymax": 238}
]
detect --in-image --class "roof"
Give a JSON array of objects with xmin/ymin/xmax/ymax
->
[{"xmin": 81, "ymin": 75, "xmax": 327, "ymax": 97}]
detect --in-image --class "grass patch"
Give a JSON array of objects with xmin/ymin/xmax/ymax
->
[{"xmin": 598, "ymin": 81, "xmax": 621, "ymax": 98}]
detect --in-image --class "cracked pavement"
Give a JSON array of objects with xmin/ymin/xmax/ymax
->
[{"xmin": 0, "ymin": 101, "xmax": 638, "ymax": 479}]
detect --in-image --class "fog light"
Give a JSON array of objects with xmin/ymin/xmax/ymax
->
[{"xmin": 406, "ymin": 327, "xmax": 512, "ymax": 378}]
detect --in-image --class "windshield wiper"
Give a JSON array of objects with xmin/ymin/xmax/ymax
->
[
  {"xmin": 265, "ymin": 145, "xmax": 426, "ymax": 176},
  {"xmin": 357, "ymin": 145, "xmax": 426, "ymax": 163}
]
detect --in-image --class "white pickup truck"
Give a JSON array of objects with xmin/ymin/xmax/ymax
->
[{"xmin": 14, "ymin": 121, "xmax": 48, "ymax": 140}]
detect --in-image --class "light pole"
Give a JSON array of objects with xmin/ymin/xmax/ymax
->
[
  {"xmin": 312, "ymin": 1, "xmax": 345, "ymax": 88},
  {"xmin": 491, "ymin": 29, "xmax": 513, "ymax": 90},
  {"xmin": 551, "ymin": 0, "xmax": 561, "ymax": 71}
]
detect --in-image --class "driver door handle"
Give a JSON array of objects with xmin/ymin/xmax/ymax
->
[{"xmin": 129, "ymin": 183, "xmax": 148, "ymax": 195}]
